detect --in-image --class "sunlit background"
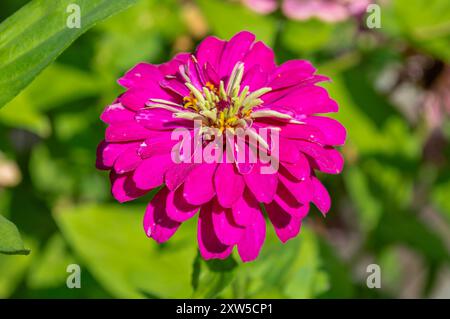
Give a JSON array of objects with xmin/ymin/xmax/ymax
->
[{"xmin": 1, "ymin": 0, "xmax": 449, "ymax": 298}]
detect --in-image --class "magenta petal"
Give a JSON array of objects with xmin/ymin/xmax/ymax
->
[
  {"xmin": 266, "ymin": 201, "xmax": 305, "ymax": 243},
  {"xmin": 243, "ymin": 41, "xmax": 276, "ymax": 74},
  {"xmin": 166, "ymin": 186, "xmax": 199, "ymax": 222},
  {"xmin": 243, "ymin": 163, "xmax": 278, "ymax": 204},
  {"xmin": 105, "ymin": 122, "xmax": 150, "ymax": 142},
  {"xmin": 311, "ymin": 176, "xmax": 331, "ymax": 215},
  {"xmin": 231, "ymin": 190, "xmax": 260, "ymax": 226},
  {"xmin": 133, "ymin": 154, "xmax": 174, "ymax": 190},
  {"xmin": 143, "ymin": 187, "xmax": 181, "ymax": 243},
  {"xmin": 158, "ymin": 52, "xmax": 190, "ymax": 74},
  {"xmin": 120, "ymin": 82, "xmax": 175, "ymax": 111},
  {"xmin": 303, "ymin": 116, "xmax": 347, "ymax": 146},
  {"xmin": 198, "ymin": 202, "xmax": 234, "ymax": 260},
  {"xmin": 214, "ymin": 162, "xmax": 245, "ymax": 208},
  {"xmin": 113, "ymin": 144, "xmax": 141, "ymax": 174},
  {"xmin": 278, "ymin": 170, "xmax": 313, "ymax": 204},
  {"xmin": 183, "ymin": 163, "xmax": 217, "ymax": 205},
  {"xmin": 118, "ymin": 63, "xmax": 162, "ymax": 89},
  {"xmin": 119, "ymin": 88, "xmax": 151, "ymax": 111},
  {"xmin": 165, "ymin": 163, "xmax": 197, "ymax": 191},
  {"xmin": 160, "ymin": 77, "xmax": 191, "ymax": 97},
  {"xmin": 135, "ymin": 109, "xmax": 191, "ymax": 131},
  {"xmin": 282, "ymin": 153, "xmax": 310, "ymax": 180},
  {"xmin": 110, "ymin": 172, "xmax": 147, "ymax": 203},
  {"xmin": 196, "ymin": 36, "xmax": 226, "ymax": 72},
  {"xmin": 241, "ymin": 65, "xmax": 269, "ymax": 92},
  {"xmin": 274, "ymin": 182, "xmax": 310, "ymax": 218},
  {"xmin": 96, "ymin": 140, "xmax": 129, "ymax": 170},
  {"xmin": 278, "ymin": 138, "xmax": 301, "ymax": 163},
  {"xmin": 137, "ymin": 133, "xmax": 176, "ymax": 159},
  {"xmin": 219, "ymin": 31, "xmax": 256, "ymax": 79},
  {"xmin": 100, "ymin": 103, "xmax": 135, "ymax": 124},
  {"xmin": 204, "ymin": 62, "xmax": 220, "ymax": 85},
  {"xmin": 237, "ymin": 210, "xmax": 266, "ymax": 262},
  {"xmin": 268, "ymin": 60, "xmax": 316, "ymax": 90},
  {"xmin": 278, "ymin": 124, "xmax": 326, "ymax": 144},
  {"xmin": 211, "ymin": 200, "xmax": 244, "ymax": 245},
  {"xmin": 267, "ymin": 85, "xmax": 338, "ymax": 115},
  {"xmin": 297, "ymin": 141, "xmax": 344, "ymax": 174}
]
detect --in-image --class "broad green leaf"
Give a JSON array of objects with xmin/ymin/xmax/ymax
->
[
  {"xmin": 0, "ymin": 214, "xmax": 30, "ymax": 255},
  {"xmin": 0, "ymin": 239, "xmax": 35, "ymax": 298},
  {"xmin": 0, "ymin": 0, "xmax": 139, "ymax": 109},
  {"xmin": 196, "ymin": 0, "xmax": 276, "ymax": 46},
  {"xmin": 192, "ymin": 254, "xmax": 237, "ymax": 298},
  {"xmin": 55, "ymin": 204, "xmax": 198, "ymax": 298}
]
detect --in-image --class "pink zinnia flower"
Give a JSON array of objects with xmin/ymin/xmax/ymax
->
[
  {"xmin": 96, "ymin": 31, "xmax": 346, "ymax": 262},
  {"xmin": 243, "ymin": 0, "xmax": 371, "ymax": 22}
]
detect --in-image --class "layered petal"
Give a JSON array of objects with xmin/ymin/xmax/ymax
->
[
  {"xmin": 166, "ymin": 186, "xmax": 199, "ymax": 222},
  {"xmin": 198, "ymin": 202, "xmax": 234, "ymax": 260},
  {"xmin": 211, "ymin": 200, "xmax": 245, "ymax": 245},
  {"xmin": 144, "ymin": 188, "xmax": 181, "ymax": 243},
  {"xmin": 243, "ymin": 162, "xmax": 278, "ymax": 203},
  {"xmin": 133, "ymin": 153, "xmax": 174, "ymax": 190},
  {"xmin": 266, "ymin": 201, "xmax": 308, "ymax": 243},
  {"xmin": 110, "ymin": 172, "xmax": 147, "ymax": 203},
  {"xmin": 183, "ymin": 163, "xmax": 217, "ymax": 205},
  {"xmin": 237, "ymin": 210, "xmax": 266, "ymax": 262},
  {"xmin": 214, "ymin": 162, "xmax": 245, "ymax": 208}
]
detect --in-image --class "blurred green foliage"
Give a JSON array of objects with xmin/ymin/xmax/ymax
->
[{"xmin": 0, "ymin": 0, "xmax": 449, "ymax": 299}]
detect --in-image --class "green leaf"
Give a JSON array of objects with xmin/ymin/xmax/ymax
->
[
  {"xmin": 192, "ymin": 253, "xmax": 237, "ymax": 298},
  {"xmin": 0, "ymin": 241, "xmax": 35, "ymax": 297},
  {"xmin": 55, "ymin": 204, "xmax": 198, "ymax": 298},
  {"xmin": 0, "ymin": 214, "xmax": 30, "ymax": 255},
  {"xmin": 196, "ymin": 0, "xmax": 276, "ymax": 46},
  {"xmin": 0, "ymin": 0, "xmax": 139, "ymax": 109}
]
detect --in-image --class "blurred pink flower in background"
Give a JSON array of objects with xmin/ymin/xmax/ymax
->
[
  {"xmin": 0, "ymin": 152, "xmax": 21, "ymax": 189},
  {"xmin": 96, "ymin": 31, "xmax": 346, "ymax": 262},
  {"xmin": 243, "ymin": 0, "xmax": 372, "ymax": 22}
]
